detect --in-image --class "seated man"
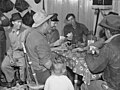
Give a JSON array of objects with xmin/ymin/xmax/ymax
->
[
  {"xmin": 46, "ymin": 13, "xmax": 60, "ymax": 47},
  {"xmin": 63, "ymin": 13, "xmax": 89, "ymax": 47},
  {"xmin": 1, "ymin": 13, "xmax": 26, "ymax": 88}
]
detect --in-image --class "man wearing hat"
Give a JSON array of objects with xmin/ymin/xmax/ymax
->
[
  {"xmin": 46, "ymin": 13, "xmax": 60, "ymax": 47},
  {"xmin": 0, "ymin": 11, "xmax": 10, "ymax": 87},
  {"xmin": 25, "ymin": 10, "xmax": 54, "ymax": 84},
  {"xmin": 1, "ymin": 12, "xmax": 26, "ymax": 88},
  {"xmin": 81, "ymin": 15, "xmax": 120, "ymax": 90}
]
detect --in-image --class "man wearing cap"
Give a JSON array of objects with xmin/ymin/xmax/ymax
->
[
  {"xmin": 1, "ymin": 12, "xmax": 26, "ymax": 88},
  {"xmin": 46, "ymin": 13, "xmax": 60, "ymax": 47},
  {"xmin": 25, "ymin": 10, "xmax": 53, "ymax": 84},
  {"xmin": 81, "ymin": 15, "xmax": 120, "ymax": 90},
  {"xmin": 0, "ymin": 11, "xmax": 10, "ymax": 86}
]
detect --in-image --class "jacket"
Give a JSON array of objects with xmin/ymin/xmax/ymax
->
[
  {"xmin": 25, "ymin": 28, "xmax": 52, "ymax": 71},
  {"xmin": 85, "ymin": 34, "xmax": 120, "ymax": 90}
]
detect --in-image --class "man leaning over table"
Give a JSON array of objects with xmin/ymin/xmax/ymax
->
[{"xmin": 81, "ymin": 15, "xmax": 120, "ymax": 90}]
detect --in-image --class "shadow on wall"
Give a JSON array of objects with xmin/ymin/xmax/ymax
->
[
  {"xmin": 4, "ymin": 0, "xmax": 44, "ymax": 19},
  {"xmin": 4, "ymin": 0, "xmax": 44, "ymax": 51}
]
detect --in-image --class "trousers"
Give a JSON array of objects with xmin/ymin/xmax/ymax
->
[
  {"xmin": 0, "ymin": 40, "xmax": 6, "ymax": 76},
  {"xmin": 1, "ymin": 51, "xmax": 25, "ymax": 82}
]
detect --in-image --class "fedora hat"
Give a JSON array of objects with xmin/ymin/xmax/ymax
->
[
  {"xmin": 51, "ymin": 13, "xmax": 59, "ymax": 22},
  {"xmin": 99, "ymin": 15, "xmax": 120, "ymax": 31},
  {"xmin": 10, "ymin": 12, "xmax": 22, "ymax": 22},
  {"xmin": 32, "ymin": 10, "xmax": 53, "ymax": 28}
]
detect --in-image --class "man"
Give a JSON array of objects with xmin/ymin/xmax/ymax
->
[
  {"xmin": 46, "ymin": 13, "xmax": 60, "ymax": 46},
  {"xmin": 25, "ymin": 11, "xmax": 53, "ymax": 84},
  {"xmin": 63, "ymin": 13, "xmax": 89, "ymax": 46},
  {"xmin": 0, "ymin": 11, "xmax": 9, "ymax": 86},
  {"xmin": 81, "ymin": 15, "xmax": 120, "ymax": 90},
  {"xmin": 1, "ymin": 13, "xmax": 25, "ymax": 88},
  {"xmin": 62, "ymin": 13, "xmax": 89, "ymax": 85}
]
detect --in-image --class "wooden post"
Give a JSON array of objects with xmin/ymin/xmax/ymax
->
[{"xmin": 94, "ymin": 9, "xmax": 100, "ymax": 35}]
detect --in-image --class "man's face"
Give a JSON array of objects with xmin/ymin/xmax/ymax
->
[
  {"xmin": 67, "ymin": 16, "xmax": 75, "ymax": 25},
  {"xmin": 50, "ymin": 21, "xmax": 58, "ymax": 29},
  {"xmin": 12, "ymin": 20, "xmax": 22, "ymax": 30}
]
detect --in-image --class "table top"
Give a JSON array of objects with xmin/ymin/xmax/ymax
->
[{"xmin": 52, "ymin": 43, "xmax": 102, "ymax": 85}]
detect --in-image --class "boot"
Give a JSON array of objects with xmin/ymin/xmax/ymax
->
[
  {"xmin": 0, "ymin": 80, "xmax": 8, "ymax": 87},
  {"xmin": 6, "ymin": 79, "xmax": 16, "ymax": 88}
]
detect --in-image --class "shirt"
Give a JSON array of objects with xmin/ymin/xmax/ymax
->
[
  {"xmin": 46, "ymin": 29, "xmax": 59, "ymax": 44},
  {"xmin": 63, "ymin": 22, "xmax": 88, "ymax": 44},
  {"xmin": 9, "ymin": 29, "xmax": 24, "ymax": 51},
  {"xmin": 44, "ymin": 75, "xmax": 74, "ymax": 90}
]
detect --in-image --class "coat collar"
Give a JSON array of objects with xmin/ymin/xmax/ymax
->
[{"xmin": 105, "ymin": 34, "xmax": 120, "ymax": 43}]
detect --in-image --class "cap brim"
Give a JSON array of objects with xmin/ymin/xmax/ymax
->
[
  {"xmin": 52, "ymin": 19, "xmax": 59, "ymax": 22},
  {"xmin": 99, "ymin": 23, "xmax": 120, "ymax": 31},
  {"xmin": 32, "ymin": 15, "xmax": 53, "ymax": 28}
]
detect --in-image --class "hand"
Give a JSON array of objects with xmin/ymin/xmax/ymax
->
[
  {"xmin": 10, "ymin": 59, "xmax": 14, "ymax": 65},
  {"xmin": 44, "ymin": 60, "xmax": 52, "ymax": 69},
  {"xmin": 10, "ymin": 58, "xmax": 16, "ymax": 66},
  {"xmin": 88, "ymin": 46, "xmax": 99, "ymax": 54},
  {"xmin": 77, "ymin": 42, "xmax": 86, "ymax": 47},
  {"xmin": 52, "ymin": 40, "xmax": 61, "ymax": 46},
  {"xmin": 60, "ymin": 36, "xmax": 65, "ymax": 40},
  {"xmin": 89, "ymin": 39, "xmax": 105, "ymax": 49},
  {"xmin": 83, "ymin": 46, "xmax": 89, "ymax": 51},
  {"xmin": 80, "ymin": 43, "xmax": 85, "ymax": 46},
  {"xmin": 8, "ymin": 54, "xmax": 15, "ymax": 66},
  {"xmin": 72, "ymin": 47, "xmax": 84, "ymax": 52}
]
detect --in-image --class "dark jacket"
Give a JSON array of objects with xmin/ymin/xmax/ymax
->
[{"xmin": 85, "ymin": 34, "xmax": 120, "ymax": 90}]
